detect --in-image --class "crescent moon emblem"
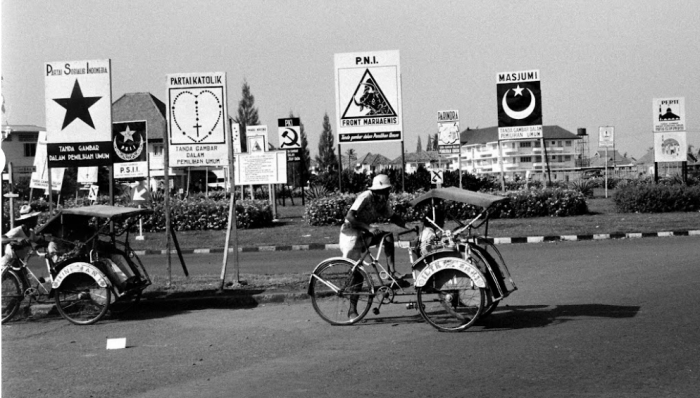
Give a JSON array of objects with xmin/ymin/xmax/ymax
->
[
  {"xmin": 113, "ymin": 133, "xmax": 144, "ymax": 161},
  {"xmin": 502, "ymin": 88, "xmax": 536, "ymax": 120}
]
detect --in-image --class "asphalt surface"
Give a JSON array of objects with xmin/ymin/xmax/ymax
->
[{"xmin": 10, "ymin": 226, "xmax": 700, "ymax": 322}]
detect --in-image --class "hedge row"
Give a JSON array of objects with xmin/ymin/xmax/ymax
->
[
  {"xmin": 613, "ymin": 184, "xmax": 700, "ymax": 213},
  {"xmin": 304, "ymin": 188, "xmax": 589, "ymax": 226},
  {"xmin": 2, "ymin": 195, "xmax": 273, "ymax": 233}
]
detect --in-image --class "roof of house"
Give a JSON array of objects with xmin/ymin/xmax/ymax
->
[
  {"xmin": 1, "ymin": 124, "xmax": 45, "ymax": 133},
  {"xmin": 589, "ymin": 149, "xmax": 636, "ymax": 167},
  {"xmin": 356, "ymin": 152, "xmax": 392, "ymax": 167},
  {"xmin": 459, "ymin": 125, "xmax": 580, "ymax": 145},
  {"xmin": 390, "ymin": 150, "xmax": 441, "ymax": 164},
  {"xmin": 112, "ymin": 93, "xmax": 167, "ymax": 140}
]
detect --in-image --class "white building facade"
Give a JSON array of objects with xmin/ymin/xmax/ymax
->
[{"xmin": 454, "ymin": 125, "xmax": 583, "ymax": 181}]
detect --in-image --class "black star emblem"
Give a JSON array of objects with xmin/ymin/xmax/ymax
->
[{"xmin": 53, "ymin": 79, "xmax": 102, "ymax": 129}]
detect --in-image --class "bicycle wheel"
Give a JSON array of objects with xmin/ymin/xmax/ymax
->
[
  {"xmin": 54, "ymin": 272, "xmax": 111, "ymax": 325},
  {"xmin": 2, "ymin": 270, "xmax": 24, "ymax": 323},
  {"xmin": 417, "ymin": 269, "xmax": 485, "ymax": 332},
  {"xmin": 309, "ymin": 259, "xmax": 374, "ymax": 325}
]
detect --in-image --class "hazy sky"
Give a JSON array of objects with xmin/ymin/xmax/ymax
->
[{"xmin": 2, "ymin": 0, "xmax": 699, "ymax": 160}]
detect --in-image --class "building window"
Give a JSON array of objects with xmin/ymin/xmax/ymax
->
[
  {"xmin": 519, "ymin": 142, "xmax": 532, "ymax": 148},
  {"xmin": 153, "ymin": 144, "xmax": 163, "ymax": 156},
  {"xmin": 565, "ymin": 140, "xmax": 572, "ymax": 147},
  {"xmin": 534, "ymin": 141, "xmax": 541, "ymax": 148},
  {"xmin": 535, "ymin": 156, "xmax": 542, "ymax": 162},
  {"xmin": 521, "ymin": 156, "xmax": 532, "ymax": 162},
  {"xmin": 565, "ymin": 155, "xmax": 571, "ymax": 161},
  {"xmin": 24, "ymin": 143, "xmax": 37, "ymax": 157}
]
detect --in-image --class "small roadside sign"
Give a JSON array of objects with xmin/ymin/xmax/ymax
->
[
  {"xmin": 599, "ymin": 126, "xmax": 614, "ymax": 148},
  {"xmin": 246, "ymin": 125, "xmax": 268, "ymax": 153},
  {"xmin": 430, "ymin": 170, "xmax": 444, "ymax": 185},
  {"xmin": 131, "ymin": 181, "xmax": 152, "ymax": 205},
  {"xmin": 437, "ymin": 110, "xmax": 460, "ymax": 154},
  {"xmin": 88, "ymin": 185, "xmax": 99, "ymax": 201},
  {"xmin": 278, "ymin": 118, "xmax": 301, "ymax": 163}
]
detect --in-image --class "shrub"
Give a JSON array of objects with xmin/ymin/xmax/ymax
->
[{"xmin": 614, "ymin": 184, "xmax": 700, "ymax": 213}]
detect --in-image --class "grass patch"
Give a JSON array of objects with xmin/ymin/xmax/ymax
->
[{"xmin": 129, "ymin": 198, "xmax": 700, "ymax": 252}]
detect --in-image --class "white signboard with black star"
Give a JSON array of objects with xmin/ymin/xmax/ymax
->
[
  {"xmin": 496, "ymin": 69, "xmax": 542, "ymax": 141},
  {"xmin": 44, "ymin": 59, "xmax": 112, "ymax": 167},
  {"xmin": 335, "ymin": 50, "xmax": 402, "ymax": 143},
  {"xmin": 652, "ymin": 97, "xmax": 685, "ymax": 133},
  {"xmin": 167, "ymin": 72, "xmax": 229, "ymax": 168},
  {"xmin": 113, "ymin": 120, "xmax": 148, "ymax": 178}
]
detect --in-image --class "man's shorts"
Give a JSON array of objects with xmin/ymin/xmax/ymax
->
[{"xmin": 339, "ymin": 224, "xmax": 386, "ymax": 261}]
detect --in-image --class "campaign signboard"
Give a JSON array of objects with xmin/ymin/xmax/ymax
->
[
  {"xmin": 437, "ymin": 110, "xmax": 460, "ymax": 154},
  {"xmin": 496, "ymin": 69, "xmax": 542, "ymax": 140},
  {"xmin": 167, "ymin": 72, "xmax": 229, "ymax": 168},
  {"xmin": 335, "ymin": 50, "xmax": 403, "ymax": 143},
  {"xmin": 234, "ymin": 151, "xmax": 288, "ymax": 185},
  {"xmin": 246, "ymin": 125, "xmax": 268, "ymax": 153},
  {"xmin": 653, "ymin": 97, "xmax": 685, "ymax": 133},
  {"xmin": 77, "ymin": 167, "xmax": 98, "ymax": 184},
  {"xmin": 113, "ymin": 121, "xmax": 148, "ymax": 178},
  {"xmin": 44, "ymin": 59, "xmax": 113, "ymax": 168},
  {"xmin": 654, "ymin": 132, "xmax": 687, "ymax": 162},
  {"xmin": 230, "ymin": 120, "xmax": 242, "ymax": 154},
  {"xmin": 278, "ymin": 118, "xmax": 301, "ymax": 163},
  {"xmin": 30, "ymin": 131, "xmax": 65, "ymax": 191},
  {"xmin": 599, "ymin": 126, "xmax": 614, "ymax": 148}
]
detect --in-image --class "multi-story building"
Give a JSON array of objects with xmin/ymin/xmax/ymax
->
[
  {"xmin": 453, "ymin": 125, "xmax": 583, "ymax": 181},
  {"xmin": 1, "ymin": 124, "xmax": 44, "ymax": 184}
]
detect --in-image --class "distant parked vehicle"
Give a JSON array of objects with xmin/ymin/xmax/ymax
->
[{"xmin": 581, "ymin": 169, "xmax": 603, "ymax": 179}]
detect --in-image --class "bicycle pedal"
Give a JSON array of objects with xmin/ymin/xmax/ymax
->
[{"xmin": 372, "ymin": 308, "xmax": 380, "ymax": 315}]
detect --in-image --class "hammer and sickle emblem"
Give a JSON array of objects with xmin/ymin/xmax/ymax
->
[{"xmin": 281, "ymin": 128, "xmax": 300, "ymax": 148}]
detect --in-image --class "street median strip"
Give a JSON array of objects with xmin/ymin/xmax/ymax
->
[{"xmin": 134, "ymin": 229, "xmax": 700, "ymax": 256}]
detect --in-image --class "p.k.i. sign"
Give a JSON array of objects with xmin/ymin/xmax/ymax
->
[{"xmin": 44, "ymin": 59, "xmax": 113, "ymax": 168}]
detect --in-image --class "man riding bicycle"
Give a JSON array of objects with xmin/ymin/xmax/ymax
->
[{"xmin": 339, "ymin": 174, "xmax": 407, "ymax": 318}]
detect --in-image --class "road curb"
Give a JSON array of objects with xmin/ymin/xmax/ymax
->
[{"xmin": 134, "ymin": 229, "xmax": 700, "ymax": 256}]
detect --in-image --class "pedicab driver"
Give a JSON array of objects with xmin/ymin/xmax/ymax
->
[{"xmin": 339, "ymin": 174, "xmax": 408, "ymax": 318}]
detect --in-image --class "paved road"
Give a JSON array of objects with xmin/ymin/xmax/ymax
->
[{"xmin": 3, "ymin": 237, "xmax": 699, "ymax": 397}]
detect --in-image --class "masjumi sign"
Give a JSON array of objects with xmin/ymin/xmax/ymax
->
[
  {"xmin": 335, "ymin": 50, "xmax": 402, "ymax": 143},
  {"xmin": 167, "ymin": 72, "xmax": 229, "ymax": 167},
  {"xmin": 44, "ymin": 59, "xmax": 113, "ymax": 168},
  {"xmin": 496, "ymin": 69, "xmax": 542, "ymax": 140}
]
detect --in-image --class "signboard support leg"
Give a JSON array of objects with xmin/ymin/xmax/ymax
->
[
  {"xmin": 337, "ymin": 143, "xmax": 342, "ymax": 192},
  {"xmin": 400, "ymin": 141, "xmax": 405, "ymax": 192},
  {"xmin": 169, "ymin": 227, "xmax": 188, "ymax": 277},
  {"xmin": 136, "ymin": 204, "xmax": 145, "ymax": 241},
  {"xmin": 458, "ymin": 147, "xmax": 462, "ymax": 189},
  {"xmin": 498, "ymin": 141, "xmax": 505, "ymax": 192},
  {"xmin": 604, "ymin": 147, "xmax": 609, "ymax": 198}
]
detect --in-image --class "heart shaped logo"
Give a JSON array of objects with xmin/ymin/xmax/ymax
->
[{"xmin": 171, "ymin": 88, "xmax": 224, "ymax": 144}]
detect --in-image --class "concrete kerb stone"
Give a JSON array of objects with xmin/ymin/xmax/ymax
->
[{"xmin": 133, "ymin": 230, "xmax": 700, "ymax": 256}]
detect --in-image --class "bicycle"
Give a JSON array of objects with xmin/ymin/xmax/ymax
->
[{"xmin": 308, "ymin": 187, "xmax": 517, "ymax": 332}]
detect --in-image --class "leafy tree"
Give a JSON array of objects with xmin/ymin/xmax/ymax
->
[
  {"xmin": 316, "ymin": 113, "xmax": 337, "ymax": 172},
  {"xmin": 416, "ymin": 136, "xmax": 423, "ymax": 153},
  {"xmin": 233, "ymin": 80, "xmax": 260, "ymax": 152},
  {"xmin": 345, "ymin": 148, "xmax": 357, "ymax": 169}
]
